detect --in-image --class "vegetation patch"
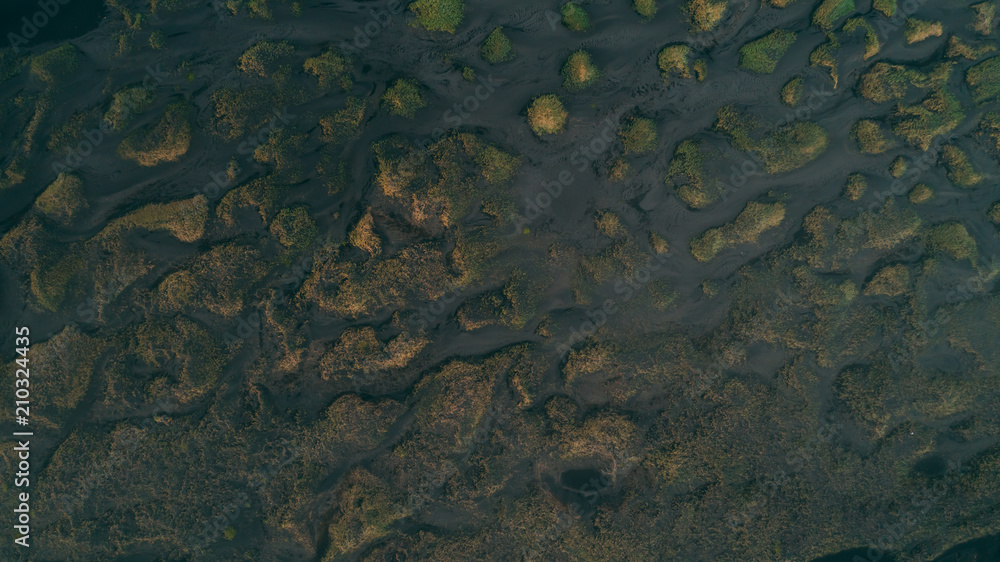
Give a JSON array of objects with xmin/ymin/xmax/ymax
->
[
  {"xmin": 30, "ymin": 43, "xmax": 79, "ymax": 85},
  {"xmin": 304, "ymin": 49, "xmax": 352, "ymax": 91},
  {"xmin": 873, "ymin": 0, "xmax": 895, "ymax": 17},
  {"xmin": 561, "ymin": 2, "xmax": 591, "ymax": 31},
  {"xmin": 620, "ymin": 117, "xmax": 657, "ymax": 154},
  {"xmin": 561, "ymin": 50, "xmax": 600, "ymax": 90},
  {"xmin": 381, "ymin": 79, "xmax": 427, "ymax": 118},
  {"xmin": 812, "ymin": 0, "xmax": 854, "ymax": 30},
  {"xmin": 864, "ymin": 264, "xmax": 909, "ymax": 296},
  {"xmin": 781, "ymin": 77, "xmax": 803, "ymax": 106},
  {"xmin": 967, "ymin": 56, "xmax": 1000, "ymax": 104},
  {"xmin": 633, "ymin": 0, "xmax": 657, "ymax": 20},
  {"xmin": 972, "ymin": 1, "xmax": 997, "ymax": 35},
  {"xmin": 942, "ymin": 145, "xmax": 983, "ymax": 187},
  {"xmin": 844, "ymin": 173, "xmax": 866, "ymax": 201},
  {"xmin": 104, "ymin": 85, "xmax": 155, "ymax": 131},
  {"xmin": 480, "ymin": 27, "xmax": 514, "ymax": 64},
  {"xmin": 526, "ymin": 95, "xmax": 567, "ymax": 136},
  {"xmin": 757, "ymin": 122, "xmax": 829, "ymax": 174},
  {"xmin": 117, "ymin": 100, "xmax": 192, "ymax": 166},
  {"xmin": 851, "ymin": 119, "xmax": 892, "ymax": 154},
  {"xmin": 684, "ymin": 0, "xmax": 727, "ymax": 33},
  {"xmin": 409, "ymin": 0, "xmax": 465, "ymax": 32},
  {"xmin": 927, "ymin": 222, "xmax": 977, "ymax": 262},
  {"xmin": 35, "ymin": 173, "xmax": 88, "ymax": 225},
  {"xmin": 891, "ymin": 89, "xmax": 964, "ymax": 150},
  {"xmin": 904, "ymin": 19, "xmax": 943, "ymax": 44},
  {"xmin": 657, "ymin": 45, "xmax": 693, "ymax": 79},
  {"xmin": 908, "ymin": 183, "xmax": 933, "ymax": 204},
  {"xmin": 690, "ymin": 201, "xmax": 786, "ymax": 261},
  {"xmin": 739, "ymin": 29, "xmax": 797, "ymax": 74},
  {"xmin": 843, "ymin": 17, "xmax": 880, "ymax": 59}
]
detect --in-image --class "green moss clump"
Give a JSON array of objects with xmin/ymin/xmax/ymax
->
[
  {"xmin": 873, "ymin": 0, "xmax": 895, "ymax": 17},
  {"xmin": 781, "ymin": 77, "xmax": 803, "ymax": 106},
  {"xmin": 908, "ymin": 183, "xmax": 933, "ymax": 204},
  {"xmin": 633, "ymin": 0, "xmax": 657, "ymax": 19},
  {"xmin": 657, "ymin": 45, "xmax": 692, "ymax": 79},
  {"xmin": 891, "ymin": 89, "xmax": 964, "ymax": 150},
  {"xmin": 812, "ymin": 0, "xmax": 855, "ymax": 30},
  {"xmin": 561, "ymin": 2, "xmax": 591, "ymax": 31},
  {"xmin": 117, "ymin": 100, "xmax": 192, "ymax": 166},
  {"xmin": 381, "ymin": 79, "xmax": 427, "ymax": 118},
  {"xmin": 843, "ymin": 17, "xmax": 880, "ymax": 59},
  {"xmin": 104, "ymin": 85, "xmax": 155, "ymax": 131},
  {"xmin": 35, "ymin": 173, "xmax": 88, "ymax": 225},
  {"xmin": 303, "ymin": 49, "xmax": 352, "ymax": 91},
  {"xmin": 690, "ymin": 201, "xmax": 786, "ymax": 261},
  {"xmin": 758, "ymin": 122, "xmax": 829, "ymax": 174},
  {"xmin": 30, "ymin": 44, "xmax": 79, "ymax": 85},
  {"xmin": 942, "ymin": 145, "xmax": 983, "ymax": 187},
  {"xmin": 620, "ymin": 117, "xmax": 657, "ymax": 154},
  {"xmin": 890, "ymin": 156, "xmax": 907, "ymax": 178},
  {"xmin": 904, "ymin": 18, "xmax": 943, "ymax": 44},
  {"xmin": 684, "ymin": 0, "xmax": 727, "ymax": 33},
  {"xmin": 480, "ymin": 27, "xmax": 514, "ymax": 64},
  {"xmin": 927, "ymin": 222, "xmax": 977, "ymax": 262},
  {"xmin": 972, "ymin": 1, "xmax": 997, "ymax": 35},
  {"xmin": 967, "ymin": 56, "xmax": 1000, "ymax": 104},
  {"xmin": 409, "ymin": 0, "xmax": 464, "ymax": 32},
  {"xmin": 844, "ymin": 173, "xmax": 866, "ymax": 201},
  {"xmin": 851, "ymin": 119, "xmax": 892, "ymax": 154},
  {"xmin": 526, "ymin": 94, "xmax": 567, "ymax": 136},
  {"xmin": 739, "ymin": 29, "xmax": 797, "ymax": 74},
  {"xmin": 864, "ymin": 264, "xmax": 909, "ymax": 296}
]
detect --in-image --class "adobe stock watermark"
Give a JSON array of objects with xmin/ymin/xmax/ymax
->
[
  {"xmin": 7, "ymin": 0, "xmax": 72, "ymax": 53},
  {"xmin": 338, "ymin": 0, "xmax": 405, "ymax": 56},
  {"xmin": 556, "ymin": 249, "xmax": 673, "ymax": 358},
  {"xmin": 514, "ymin": 117, "xmax": 616, "ymax": 233}
]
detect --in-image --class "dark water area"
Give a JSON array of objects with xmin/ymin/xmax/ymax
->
[{"xmin": 0, "ymin": 0, "xmax": 106, "ymax": 51}]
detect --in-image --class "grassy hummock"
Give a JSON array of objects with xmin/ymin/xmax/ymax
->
[
  {"xmin": 561, "ymin": 50, "xmax": 600, "ymax": 90},
  {"xmin": 657, "ymin": 45, "xmax": 692, "ymax": 79},
  {"xmin": 690, "ymin": 201, "xmax": 786, "ymax": 261},
  {"xmin": 409, "ymin": 0, "xmax": 465, "ymax": 33},
  {"xmin": 381, "ymin": 79, "xmax": 427, "ymax": 118},
  {"xmin": 561, "ymin": 2, "xmax": 591, "ymax": 31},
  {"xmin": 812, "ymin": 0, "xmax": 855, "ymax": 30},
  {"xmin": 526, "ymin": 94, "xmax": 568, "ymax": 136},
  {"xmin": 480, "ymin": 27, "xmax": 514, "ymax": 64},
  {"xmin": 619, "ymin": 117, "xmax": 657, "ymax": 154},
  {"xmin": 851, "ymin": 119, "xmax": 892, "ymax": 154},
  {"xmin": 739, "ymin": 29, "xmax": 797, "ymax": 74}
]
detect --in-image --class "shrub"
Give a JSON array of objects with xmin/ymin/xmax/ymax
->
[
  {"xmin": 873, "ymin": 0, "xmax": 895, "ymax": 17},
  {"xmin": 657, "ymin": 45, "xmax": 692, "ymax": 79},
  {"xmin": 891, "ymin": 89, "xmax": 964, "ymax": 150},
  {"xmin": 972, "ymin": 1, "xmax": 997, "ymax": 35},
  {"xmin": 104, "ymin": 85, "xmax": 155, "ymax": 131},
  {"xmin": 526, "ymin": 95, "xmax": 567, "ymax": 136},
  {"xmin": 864, "ymin": 264, "xmax": 909, "ymax": 296},
  {"xmin": 739, "ymin": 29, "xmax": 797, "ymax": 74},
  {"xmin": 908, "ymin": 183, "xmax": 933, "ymax": 204},
  {"xmin": 608, "ymin": 158, "xmax": 630, "ymax": 182},
  {"xmin": 890, "ymin": 156, "xmax": 907, "ymax": 178},
  {"xmin": 410, "ymin": 0, "xmax": 465, "ymax": 33},
  {"xmin": 595, "ymin": 210, "xmax": 625, "ymax": 238},
  {"xmin": 633, "ymin": 0, "xmax": 657, "ymax": 19},
  {"xmin": 238, "ymin": 40, "xmax": 294, "ymax": 78},
  {"xmin": 844, "ymin": 173, "xmax": 866, "ymax": 201},
  {"xmin": 812, "ymin": 0, "xmax": 854, "ymax": 30},
  {"xmin": 904, "ymin": 18, "xmax": 943, "ymax": 44},
  {"xmin": 304, "ymin": 49, "xmax": 352, "ymax": 91},
  {"xmin": 620, "ymin": 117, "xmax": 657, "ymax": 154},
  {"xmin": 843, "ymin": 17, "xmax": 880, "ymax": 59},
  {"xmin": 757, "ymin": 122, "xmax": 828, "ymax": 174},
  {"xmin": 967, "ymin": 56, "xmax": 1000, "ymax": 104},
  {"xmin": 781, "ymin": 77, "xmax": 803, "ymax": 106},
  {"xmin": 561, "ymin": 50, "xmax": 600, "ymax": 90},
  {"xmin": 851, "ymin": 119, "xmax": 892, "ymax": 154},
  {"xmin": 117, "ymin": 101, "xmax": 192, "ymax": 166},
  {"xmin": 35, "ymin": 173, "xmax": 88, "ymax": 225},
  {"xmin": 690, "ymin": 201, "xmax": 786, "ymax": 261},
  {"xmin": 480, "ymin": 27, "xmax": 514, "ymax": 64},
  {"xmin": 927, "ymin": 222, "xmax": 977, "ymax": 262},
  {"xmin": 561, "ymin": 2, "xmax": 591, "ymax": 31},
  {"xmin": 684, "ymin": 0, "xmax": 727, "ymax": 33},
  {"xmin": 30, "ymin": 44, "xmax": 79, "ymax": 85},
  {"xmin": 942, "ymin": 145, "xmax": 983, "ymax": 187},
  {"xmin": 381, "ymin": 79, "xmax": 427, "ymax": 118}
]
